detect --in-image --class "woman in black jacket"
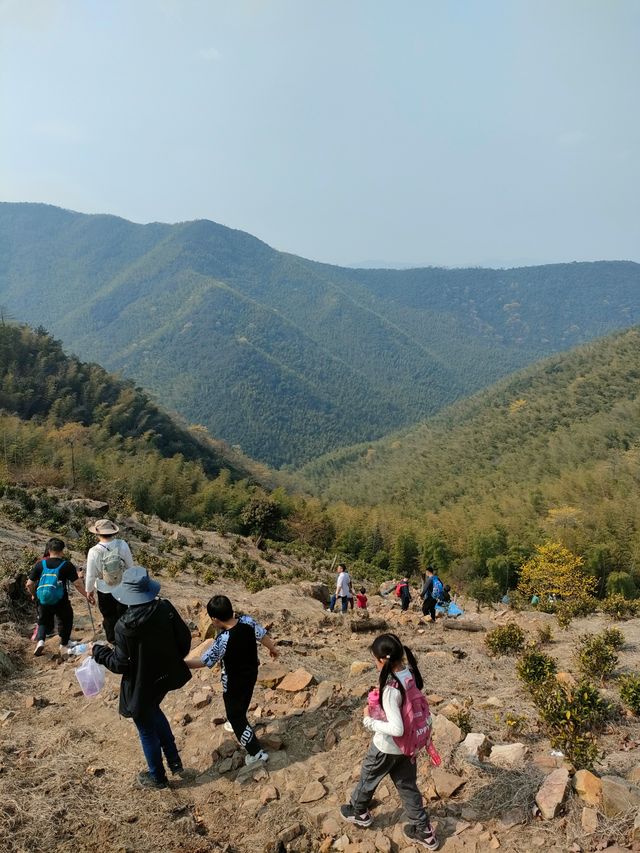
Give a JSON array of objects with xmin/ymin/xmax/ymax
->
[{"xmin": 92, "ymin": 567, "xmax": 192, "ymax": 789}]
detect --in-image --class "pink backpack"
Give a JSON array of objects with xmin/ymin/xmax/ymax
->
[{"xmin": 368, "ymin": 676, "xmax": 441, "ymax": 763}]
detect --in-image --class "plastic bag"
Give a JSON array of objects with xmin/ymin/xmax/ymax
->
[{"xmin": 75, "ymin": 656, "xmax": 106, "ymax": 697}]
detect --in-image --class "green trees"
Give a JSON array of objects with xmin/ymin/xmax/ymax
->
[{"xmin": 390, "ymin": 531, "xmax": 420, "ymax": 577}]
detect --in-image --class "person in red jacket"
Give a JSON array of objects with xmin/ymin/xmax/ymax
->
[{"xmin": 356, "ymin": 587, "xmax": 368, "ymax": 608}]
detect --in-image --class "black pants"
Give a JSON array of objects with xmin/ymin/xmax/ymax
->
[
  {"xmin": 224, "ymin": 678, "xmax": 261, "ymax": 756},
  {"xmin": 401, "ymin": 596, "xmax": 411, "ymax": 611},
  {"xmin": 97, "ymin": 590, "xmax": 126, "ymax": 643},
  {"xmin": 37, "ymin": 598, "xmax": 73, "ymax": 645},
  {"xmin": 422, "ymin": 596, "xmax": 436, "ymax": 621}
]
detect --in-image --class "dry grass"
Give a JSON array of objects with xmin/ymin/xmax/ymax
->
[{"xmin": 463, "ymin": 761, "xmax": 544, "ymax": 823}]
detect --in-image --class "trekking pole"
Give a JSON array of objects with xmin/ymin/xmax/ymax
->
[{"xmin": 86, "ymin": 598, "xmax": 96, "ymax": 635}]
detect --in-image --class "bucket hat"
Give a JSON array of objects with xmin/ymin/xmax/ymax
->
[
  {"xmin": 111, "ymin": 567, "xmax": 160, "ymax": 605},
  {"xmin": 88, "ymin": 519, "xmax": 120, "ymax": 535}
]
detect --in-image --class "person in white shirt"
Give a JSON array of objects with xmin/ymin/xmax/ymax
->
[
  {"xmin": 328, "ymin": 564, "xmax": 351, "ymax": 614},
  {"xmin": 85, "ymin": 519, "xmax": 134, "ymax": 642}
]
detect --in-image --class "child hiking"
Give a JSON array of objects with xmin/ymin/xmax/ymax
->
[
  {"xmin": 396, "ymin": 577, "xmax": 411, "ymax": 611},
  {"xmin": 341, "ymin": 633, "xmax": 439, "ymax": 850},
  {"xmin": 186, "ymin": 595, "xmax": 279, "ymax": 766}
]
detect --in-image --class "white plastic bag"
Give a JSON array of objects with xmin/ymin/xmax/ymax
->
[{"xmin": 75, "ymin": 656, "xmax": 106, "ymax": 697}]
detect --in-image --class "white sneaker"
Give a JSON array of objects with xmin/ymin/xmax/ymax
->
[
  {"xmin": 34, "ymin": 640, "xmax": 45, "ymax": 657},
  {"xmin": 244, "ymin": 750, "xmax": 269, "ymax": 766},
  {"xmin": 223, "ymin": 721, "xmax": 234, "ymax": 733}
]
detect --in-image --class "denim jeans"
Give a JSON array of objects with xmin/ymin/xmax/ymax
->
[
  {"xmin": 133, "ymin": 703, "xmax": 181, "ymax": 782},
  {"xmin": 329, "ymin": 594, "xmax": 348, "ymax": 613}
]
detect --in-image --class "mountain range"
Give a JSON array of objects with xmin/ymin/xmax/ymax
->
[{"xmin": 1, "ymin": 202, "xmax": 640, "ymax": 467}]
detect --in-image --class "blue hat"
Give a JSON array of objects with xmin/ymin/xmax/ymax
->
[{"xmin": 111, "ymin": 567, "xmax": 160, "ymax": 605}]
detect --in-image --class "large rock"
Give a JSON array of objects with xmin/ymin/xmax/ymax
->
[
  {"xmin": 432, "ymin": 714, "xmax": 463, "ymax": 763},
  {"xmin": 431, "ymin": 769, "xmax": 465, "ymax": 798},
  {"xmin": 489, "ymin": 743, "xmax": 528, "ymax": 768},
  {"xmin": 309, "ymin": 680, "xmax": 337, "ymax": 711},
  {"xmin": 299, "ymin": 781, "xmax": 326, "ymax": 803},
  {"xmin": 573, "ymin": 769, "xmax": 602, "ymax": 806},
  {"xmin": 298, "ymin": 582, "xmax": 331, "ymax": 607},
  {"xmin": 461, "ymin": 733, "xmax": 491, "ymax": 760},
  {"xmin": 601, "ymin": 776, "xmax": 640, "ymax": 817},
  {"xmin": 197, "ymin": 611, "xmax": 216, "ymax": 641},
  {"xmin": 535, "ymin": 768, "xmax": 569, "ymax": 819},
  {"xmin": 64, "ymin": 498, "xmax": 109, "ymax": 516},
  {"xmin": 277, "ymin": 668, "xmax": 315, "ymax": 692},
  {"xmin": 350, "ymin": 660, "xmax": 374, "ymax": 677},
  {"xmin": 257, "ymin": 665, "xmax": 288, "ymax": 688}
]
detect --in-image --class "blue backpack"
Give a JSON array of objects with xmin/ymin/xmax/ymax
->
[
  {"xmin": 431, "ymin": 576, "xmax": 445, "ymax": 602},
  {"xmin": 36, "ymin": 559, "xmax": 67, "ymax": 606}
]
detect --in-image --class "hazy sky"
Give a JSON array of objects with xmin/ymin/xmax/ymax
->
[{"xmin": 1, "ymin": 0, "xmax": 638, "ymax": 267}]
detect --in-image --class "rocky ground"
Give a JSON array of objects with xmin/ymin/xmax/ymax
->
[{"xmin": 2, "ymin": 504, "xmax": 640, "ymax": 852}]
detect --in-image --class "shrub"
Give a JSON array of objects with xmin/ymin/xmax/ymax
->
[
  {"xmin": 497, "ymin": 711, "xmax": 528, "ymax": 740},
  {"xmin": 574, "ymin": 633, "xmax": 619, "ymax": 682},
  {"xmin": 601, "ymin": 627, "xmax": 625, "ymax": 651},
  {"xmin": 535, "ymin": 623, "xmax": 554, "ymax": 646},
  {"xmin": 449, "ymin": 699, "xmax": 473, "ymax": 736},
  {"xmin": 601, "ymin": 594, "xmax": 639, "ymax": 621},
  {"xmin": 468, "ymin": 578, "xmax": 501, "ymax": 610},
  {"xmin": 606, "ymin": 571, "xmax": 636, "ymax": 599},
  {"xmin": 485, "ymin": 623, "xmax": 526, "ymax": 656},
  {"xmin": 619, "ymin": 674, "xmax": 640, "ymax": 716},
  {"xmin": 517, "ymin": 648, "xmax": 557, "ymax": 687}
]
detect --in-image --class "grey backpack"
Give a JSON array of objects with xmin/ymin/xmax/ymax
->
[{"xmin": 100, "ymin": 544, "xmax": 126, "ymax": 587}]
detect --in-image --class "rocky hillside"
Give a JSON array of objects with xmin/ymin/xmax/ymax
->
[{"xmin": 2, "ymin": 497, "xmax": 640, "ymax": 852}]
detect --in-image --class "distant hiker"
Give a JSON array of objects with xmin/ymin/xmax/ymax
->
[
  {"xmin": 91, "ymin": 567, "xmax": 192, "ymax": 789},
  {"xmin": 395, "ymin": 577, "xmax": 411, "ymax": 611},
  {"xmin": 85, "ymin": 519, "xmax": 134, "ymax": 643},
  {"xmin": 421, "ymin": 567, "xmax": 443, "ymax": 623},
  {"xmin": 186, "ymin": 595, "xmax": 279, "ymax": 766},
  {"xmin": 27, "ymin": 537, "xmax": 90, "ymax": 657},
  {"xmin": 340, "ymin": 633, "xmax": 439, "ymax": 850},
  {"xmin": 328, "ymin": 563, "xmax": 351, "ymax": 614},
  {"xmin": 356, "ymin": 587, "xmax": 368, "ymax": 609}
]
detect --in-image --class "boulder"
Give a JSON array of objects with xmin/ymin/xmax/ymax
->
[
  {"xmin": 309, "ymin": 680, "xmax": 337, "ymax": 710},
  {"xmin": 299, "ymin": 781, "xmax": 326, "ymax": 803},
  {"xmin": 489, "ymin": 743, "xmax": 528, "ymax": 769},
  {"xmin": 257, "ymin": 665, "xmax": 288, "ymax": 688},
  {"xmin": 573, "ymin": 769, "xmax": 602, "ymax": 806},
  {"xmin": 298, "ymin": 582, "xmax": 331, "ymax": 607},
  {"xmin": 581, "ymin": 807, "xmax": 598, "ymax": 834},
  {"xmin": 64, "ymin": 498, "xmax": 109, "ymax": 516},
  {"xmin": 535, "ymin": 768, "xmax": 569, "ymax": 819},
  {"xmin": 350, "ymin": 660, "xmax": 374, "ymax": 677},
  {"xmin": 197, "ymin": 612, "xmax": 216, "ymax": 641},
  {"xmin": 432, "ymin": 714, "xmax": 463, "ymax": 763},
  {"xmin": 461, "ymin": 733, "xmax": 491, "ymax": 760},
  {"xmin": 431, "ymin": 769, "xmax": 465, "ymax": 798},
  {"xmin": 601, "ymin": 776, "xmax": 640, "ymax": 817},
  {"xmin": 277, "ymin": 668, "xmax": 315, "ymax": 692}
]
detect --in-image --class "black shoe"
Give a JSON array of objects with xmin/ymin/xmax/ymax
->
[
  {"xmin": 137, "ymin": 770, "xmax": 167, "ymax": 790},
  {"xmin": 340, "ymin": 804, "xmax": 372, "ymax": 827},
  {"xmin": 168, "ymin": 762, "xmax": 196, "ymax": 780},
  {"xmin": 403, "ymin": 823, "xmax": 439, "ymax": 850}
]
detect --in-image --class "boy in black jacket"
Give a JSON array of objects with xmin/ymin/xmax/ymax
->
[{"xmin": 92, "ymin": 567, "xmax": 192, "ymax": 789}]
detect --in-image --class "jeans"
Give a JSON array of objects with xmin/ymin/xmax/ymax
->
[
  {"xmin": 133, "ymin": 703, "xmax": 181, "ymax": 782},
  {"xmin": 351, "ymin": 743, "xmax": 429, "ymax": 829},
  {"xmin": 36, "ymin": 598, "xmax": 73, "ymax": 645},
  {"xmin": 224, "ymin": 679, "xmax": 261, "ymax": 756},
  {"xmin": 329, "ymin": 594, "xmax": 348, "ymax": 613},
  {"xmin": 97, "ymin": 590, "xmax": 126, "ymax": 643}
]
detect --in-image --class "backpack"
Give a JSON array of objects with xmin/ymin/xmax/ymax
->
[
  {"xmin": 36, "ymin": 559, "xmax": 67, "ymax": 606},
  {"xmin": 431, "ymin": 576, "xmax": 445, "ymax": 602},
  {"xmin": 368, "ymin": 676, "xmax": 436, "ymax": 760},
  {"xmin": 99, "ymin": 544, "xmax": 126, "ymax": 587}
]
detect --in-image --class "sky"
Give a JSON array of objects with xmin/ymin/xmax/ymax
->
[{"xmin": 0, "ymin": 0, "xmax": 638, "ymax": 268}]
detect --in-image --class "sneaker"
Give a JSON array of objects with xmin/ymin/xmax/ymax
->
[
  {"xmin": 34, "ymin": 640, "xmax": 45, "ymax": 657},
  {"xmin": 403, "ymin": 823, "xmax": 439, "ymax": 850},
  {"xmin": 244, "ymin": 749, "xmax": 269, "ymax": 766},
  {"xmin": 168, "ymin": 761, "xmax": 196, "ymax": 780},
  {"xmin": 340, "ymin": 804, "xmax": 373, "ymax": 828},
  {"xmin": 137, "ymin": 770, "xmax": 168, "ymax": 790},
  {"xmin": 223, "ymin": 721, "xmax": 234, "ymax": 733}
]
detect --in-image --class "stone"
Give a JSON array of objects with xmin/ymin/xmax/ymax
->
[
  {"xmin": 277, "ymin": 668, "xmax": 315, "ymax": 692},
  {"xmin": 535, "ymin": 768, "xmax": 569, "ymax": 819},
  {"xmin": 601, "ymin": 775, "xmax": 640, "ymax": 817},
  {"xmin": 318, "ymin": 839, "xmax": 332, "ymax": 853},
  {"xmin": 480, "ymin": 696, "xmax": 503, "ymax": 709},
  {"xmin": 25, "ymin": 696, "xmax": 38, "ymax": 709},
  {"xmin": 498, "ymin": 810, "xmax": 524, "ymax": 829},
  {"xmin": 581, "ymin": 807, "xmax": 598, "ymax": 834},
  {"xmin": 260, "ymin": 785, "xmax": 279, "ymax": 804},
  {"xmin": 292, "ymin": 691, "xmax": 309, "ymax": 708},
  {"xmin": 489, "ymin": 838, "xmax": 500, "ymax": 849},
  {"xmin": 627, "ymin": 766, "xmax": 640, "ymax": 784},
  {"xmin": 374, "ymin": 832, "xmax": 392, "ymax": 852},
  {"xmin": 488, "ymin": 743, "xmax": 528, "ymax": 768},
  {"xmin": 573, "ymin": 769, "xmax": 602, "ymax": 806},
  {"xmin": 192, "ymin": 692, "xmax": 211, "ymax": 709},
  {"xmin": 633, "ymin": 810, "xmax": 640, "ymax": 841},
  {"xmin": 461, "ymin": 733, "xmax": 491, "ymax": 760},
  {"xmin": 299, "ymin": 781, "xmax": 326, "ymax": 803},
  {"xmin": 321, "ymin": 816, "xmax": 340, "ymax": 837},
  {"xmin": 298, "ymin": 581, "xmax": 332, "ymax": 606},
  {"xmin": 197, "ymin": 611, "xmax": 216, "ymax": 641},
  {"xmin": 0, "ymin": 710, "xmax": 15, "ymax": 722},
  {"xmin": 432, "ymin": 769, "xmax": 465, "ymax": 798},
  {"xmin": 277, "ymin": 822, "xmax": 305, "ymax": 843},
  {"xmin": 310, "ymin": 680, "xmax": 337, "ymax": 710},
  {"xmin": 427, "ymin": 694, "xmax": 444, "ymax": 705},
  {"xmin": 257, "ymin": 665, "xmax": 288, "ymax": 689},
  {"xmin": 432, "ymin": 714, "xmax": 463, "ymax": 762},
  {"xmin": 174, "ymin": 712, "xmax": 192, "ymax": 727},
  {"xmin": 350, "ymin": 660, "xmax": 374, "ymax": 676},
  {"xmin": 261, "ymin": 734, "xmax": 284, "ymax": 751}
]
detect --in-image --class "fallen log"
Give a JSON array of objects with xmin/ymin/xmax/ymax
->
[
  {"xmin": 350, "ymin": 618, "xmax": 388, "ymax": 633},
  {"xmin": 443, "ymin": 620, "xmax": 485, "ymax": 633}
]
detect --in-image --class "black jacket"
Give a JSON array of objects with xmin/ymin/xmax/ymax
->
[{"xmin": 93, "ymin": 598, "xmax": 192, "ymax": 719}]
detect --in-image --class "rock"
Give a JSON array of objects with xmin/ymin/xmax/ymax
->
[
  {"xmin": 86, "ymin": 766, "xmax": 105, "ymax": 776},
  {"xmin": 310, "ymin": 680, "xmax": 337, "ymax": 710},
  {"xmin": 64, "ymin": 497, "xmax": 109, "ymax": 515},
  {"xmin": 633, "ymin": 810, "xmax": 640, "ymax": 841},
  {"xmin": 318, "ymin": 839, "xmax": 332, "ymax": 853},
  {"xmin": 627, "ymin": 766, "xmax": 640, "ymax": 784},
  {"xmin": 321, "ymin": 817, "xmax": 341, "ymax": 837},
  {"xmin": 489, "ymin": 838, "xmax": 500, "ymax": 849},
  {"xmin": 350, "ymin": 660, "xmax": 374, "ymax": 677},
  {"xmin": 261, "ymin": 734, "xmax": 284, "ymax": 751},
  {"xmin": 292, "ymin": 691, "xmax": 309, "ymax": 709},
  {"xmin": 480, "ymin": 696, "xmax": 503, "ymax": 709},
  {"xmin": 0, "ymin": 710, "xmax": 15, "ymax": 722},
  {"xmin": 581, "ymin": 807, "xmax": 598, "ymax": 834},
  {"xmin": 298, "ymin": 582, "xmax": 331, "ymax": 607},
  {"xmin": 461, "ymin": 733, "xmax": 491, "ymax": 760},
  {"xmin": 277, "ymin": 822, "xmax": 305, "ymax": 843},
  {"xmin": 374, "ymin": 832, "xmax": 392, "ymax": 852},
  {"xmin": 432, "ymin": 769, "xmax": 465, "ymax": 798},
  {"xmin": 192, "ymin": 692, "xmax": 211, "ymax": 710},
  {"xmin": 260, "ymin": 785, "xmax": 279, "ymax": 804},
  {"xmin": 573, "ymin": 769, "xmax": 602, "ymax": 806},
  {"xmin": 173, "ymin": 712, "xmax": 192, "ymax": 727},
  {"xmin": 25, "ymin": 696, "xmax": 39, "ymax": 709},
  {"xmin": 432, "ymin": 714, "xmax": 463, "ymax": 762},
  {"xmin": 277, "ymin": 669, "xmax": 315, "ymax": 692},
  {"xmin": 299, "ymin": 781, "xmax": 326, "ymax": 803},
  {"xmin": 535, "ymin": 768, "xmax": 569, "ymax": 819},
  {"xmin": 601, "ymin": 775, "xmax": 640, "ymax": 817},
  {"xmin": 257, "ymin": 665, "xmax": 288, "ymax": 688},
  {"xmin": 197, "ymin": 612, "xmax": 216, "ymax": 641},
  {"xmin": 427, "ymin": 694, "xmax": 444, "ymax": 705},
  {"xmin": 489, "ymin": 743, "xmax": 528, "ymax": 768}
]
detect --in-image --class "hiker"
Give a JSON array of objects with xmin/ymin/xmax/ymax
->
[
  {"xmin": 396, "ymin": 577, "xmax": 411, "ymax": 611},
  {"xmin": 328, "ymin": 563, "xmax": 351, "ymax": 614},
  {"xmin": 340, "ymin": 633, "xmax": 439, "ymax": 850},
  {"xmin": 85, "ymin": 519, "xmax": 134, "ymax": 643},
  {"xmin": 420, "ymin": 567, "xmax": 443, "ymax": 623},
  {"xmin": 186, "ymin": 595, "xmax": 279, "ymax": 766},
  {"xmin": 91, "ymin": 567, "xmax": 192, "ymax": 789},
  {"xmin": 356, "ymin": 587, "xmax": 368, "ymax": 609},
  {"xmin": 26, "ymin": 537, "xmax": 90, "ymax": 657}
]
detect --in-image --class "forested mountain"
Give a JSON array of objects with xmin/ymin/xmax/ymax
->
[
  {"xmin": 299, "ymin": 327, "xmax": 640, "ymax": 576},
  {"xmin": 1, "ymin": 202, "xmax": 640, "ymax": 467}
]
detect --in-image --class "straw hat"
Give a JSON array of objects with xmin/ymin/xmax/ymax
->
[{"xmin": 88, "ymin": 518, "xmax": 120, "ymax": 535}]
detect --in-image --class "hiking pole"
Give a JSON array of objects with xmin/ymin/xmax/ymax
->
[{"xmin": 86, "ymin": 598, "xmax": 96, "ymax": 636}]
